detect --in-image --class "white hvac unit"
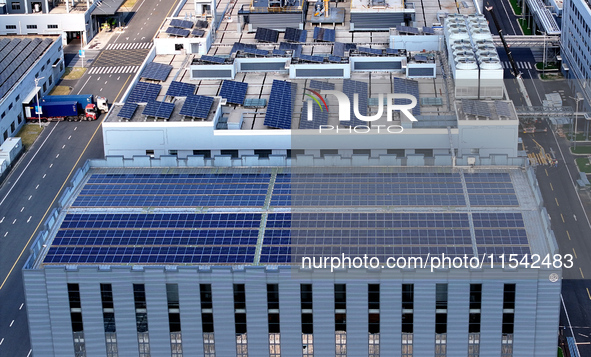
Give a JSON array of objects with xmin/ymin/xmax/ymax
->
[
  {"xmin": 448, "ymin": 28, "xmax": 470, "ymax": 40},
  {"xmin": 479, "ymin": 59, "xmax": 502, "ymax": 70},
  {"xmin": 455, "ymin": 59, "xmax": 478, "ymax": 70}
]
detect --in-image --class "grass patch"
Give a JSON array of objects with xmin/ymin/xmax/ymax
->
[
  {"xmin": 518, "ymin": 19, "xmax": 532, "ymax": 35},
  {"xmin": 571, "ymin": 146, "xmax": 591, "ymax": 154},
  {"xmin": 558, "ymin": 347, "xmax": 564, "ymax": 357},
  {"xmin": 48, "ymin": 85, "xmax": 71, "ymax": 95},
  {"xmin": 535, "ymin": 62, "xmax": 559, "ymax": 70},
  {"xmin": 15, "ymin": 123, "xmax": 43, "ymax": 150},
  {"xmin": 540, "ymin": 72, "xmax": 564, "ymax": 80},
  {"xmin": 61, "ymin": 67, "xmax": 86, "ymax": 80},
  {"xmin": 576, "ymin": 157, "xmax": 591, "ymax": 173},
  {"xmin": 508, "ymin": 0, "xmax": 522, "ymax": 15}
]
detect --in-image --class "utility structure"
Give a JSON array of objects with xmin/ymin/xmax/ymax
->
[{"xmin": 486, "ymin": 4, "xmax": 520, "ymax": 78}]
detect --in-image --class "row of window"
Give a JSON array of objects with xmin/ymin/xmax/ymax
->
[
  {"xmin": 66, "ymin": 282, "xmax": 517, "ymax": 357},
  {"xmin": 5, "ymin": 24, "xmax": 58, "ymax": 30},
  {"xmin": 148, "ymin": 149, "xmax": 424, "ymax": 159}
]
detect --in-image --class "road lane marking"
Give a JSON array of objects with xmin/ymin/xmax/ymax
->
[
  {"xmin": 9, "ymin": 320, "xmax": 13, "ymax": 327},
  {"xmin": 0, "ymin": 217, "xmax": 3, "ymax": 223},
  {"xmin": 555, "ymin": 197, "xmax": 559, "ymax": 206},
  {"xmin": 19, "ymin": 303, "xmax": 23, "ymax": 310},
  {"xmin": 27, "ymin": 216, "xmax": 31, "ymax": 223},
  {"xmin": 0, "ymin": 123, "xmax": 59, "ymax": 207},
  {"xmin": 574, "ymin": 214, "xmax": 577, "ymax": 221},
  {"xmin": 4, "ymin": 232, "xmax": 7, "ymax": 237},
  {"xmin": 28, "ymin": 195, "xmax": 31, "ymax": 200},
  {"xmin": 580, "ymin": 267, "xmax": 585, "ymax": 279},
  {"xmin": 587, "ymin": 288, "xmax": 591, "ymax": 300},
  {"xmin": 12, "ymin": 219, "xmax": 16, "ymax": 224},
  {"xmin": 56, "ymin": 154, "xmax": 59, "ymax": 159},
  {"xmin": 0, "ymin": 338, "xmax": 4, "ymax": 345},
  {"xmin": 561, "ymin": 213, "xmax": 565, "ymax": 222},
  {"xmin": 550, "ymin": 182, "xmax": 553, "ymax": 191},
  {"xmin": 573, "ymin": 248, "xmax": 578, "ymax": 259},
  {"xmin": 35, "ymin": 184, "xmax": 39, "ymax": 189},
  {"xmin": 62, "ymin": 145, "xmax": 65, "ymax": 149},
  {"xmin": 77, "ymin": 76, "xmax": 92, "ymax": 95},
  {"xmin": 27, "ymin": 349, "xmax": 32, "ymax": 357},
  {"xmin": 20, "ymin": 207, "xmax": 24, "ymax": 212}
]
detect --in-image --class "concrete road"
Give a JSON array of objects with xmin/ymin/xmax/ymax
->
[
  {"xmin": 0, "ymin": 0, "xmax": 181, "ymax": 355},
  {"xmin": 482, "ymin": 0, "xmax": 522, "ymax": 35}
]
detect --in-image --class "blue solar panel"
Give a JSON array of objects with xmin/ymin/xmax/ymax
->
[
  {"xmin": 313, "ymin": 27, "xmax": 336, "ymax": 42},
  {"xmin": 141, "ymin": 62, "xmax": 173, "ymax": 81},
  {"xmin": 170, "ymin": 19, "xmax": 194, "ymax": 29},
  {"xmin": 333, "ymin": 42, "xmax": 345, "ymax": 57},
  {"xmin": 328, "ymin": 55, "xmax": 341, "ymax": 63},
  {"xmin": 195, "ymin": 20, "xmax": 209, "ymax": 28},
  {"xmin": 385, "ymin": 48, "xmax": 399, "ymax": 54},
  {"xmin": 299, "ymin": 100, "xmax": 328, "ymax": 129},
  {"xmin": 264, "ymin": 80, "xmax": 296, "ymax": 129},
  {"xmin": 126, "ymin": 82, "xmax": 162, "ymax": 104},
  {"xmin": 180, "ymin": 95, "xmax": 214, "ymax": 119},
  {"xmin": 414, "ymin": 54, "xmax": 428, "ymax": 62},
  {"xmin": 243, "ymin": 47, "xmax": 269, "ymax": 56},
  {"xmin": 299, "ymin": 54, "xmax": 324, "ymax": 63},
  {"xmin": 166, "ymin": 81, "xmax": 196, "ymax": 97},
  {"xmin": 142, "ymin": 100, "xmax": 175, "ymax": 119},
  {"xmin": 309, "ymin": 80, "xmax": 335, "ymax": 90},
  {"xmin": 200, "ymin": 55, "xmax": 225, "ymax": 64},
  {"xmin": 255, "ymin": 27, "xmax": 279, "ymax": 42},
  {"xmin": 284, "ymin": 27, "xmax": 307, "ymax": 43},
  {"xmin": 358, "ymin": 46, "xmax": 383, "ymax": 55},
  {"xmin": 166, "ymin": 27, "xmax": 190, "ymax": 37},
  {"xmin": 219, "ymin": 80, "xmax": 248, "ymax": 105},
  {"xmin": 393, "ymin": 77, "xmax": 420, "ymax": 116},
  {"xmin": 423, "ymin": 26, "xmax": 435, "ymax": 34},
  {"xmin": 342, "ymin": 79, "xmax": 368, "ymax": 127},
  {"xmin": 117, "ymin": 102, "xmax": 138, "ymax": 119},
  {"xmin": 192, "ymin": 29, "xmax": 205, "ymax": 37},
  {"xmin": 272, "ymin": 49, "xmax": 286, "ymax": 56}
]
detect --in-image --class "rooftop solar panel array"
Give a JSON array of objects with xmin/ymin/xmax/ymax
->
[
  {"xmin": 140, "ymin": 62, "xmax": 173, "ymax": 81},
  {"xmin": 231, "ymin": 42, "xmax": 258, "ymax": 55},
  {"xmin": 342, "ymin": 79, "xmax": 368, "ymax": 127},
  {"xmin": 192, "ymin": 29, "xmax": 206, "ymax": 37},
  {"xmin": 44, "ymin": 169, "xmax": 535, "ymax": 266},
  {"xmin": 465, "ymin": 173, "xmax": 518, "ymax": 206},
  {"xmin": 423, "ymin": 27, "xmax": 435, "ymax": 34},
  {"xmin": 170, "ymin": 19, "xmax": 193, "ymax": 29},
  {"xmin": 126, "ymin": 82, "xmax": 162, "ymax": 103},
  {"xmin": 255, "ymin": 27, "xmax": 279, "ymax": 43},
  {"xmin": 462, "ymin": 100, "xmax": 491, "ymax": 117},
  {"xmin": 397, "ymin": 25, "xmax": 420, "ymax": 34},
  {"xmin": 272, "ymin": 49, "xmax": 287, "ymax": 56},
  {"xmin": 179, "ymin": 95, "xmax": 214, "ymax": 119},
  {"xmin": 166, "ymin": 27, "xmax": 191, "ymax": 37},
  {"xmin": 309, "ymin": 80, "xmax": 335, "ymax": 90},
  {"xmin": 298, "ymin": 54, "xmax": 324, "ymax": 63},
  {"xmin": 243, "ymin": 46, "xmax": 269, "ymax": 56},
  {"xmin": 117, "ymin": 102, "xmax": 138, "ymax": 120},
  {"xmin": 299, "ymin": 100, "xmax": 328, "ymax": 129},
  {"xmin": 284, "ymin": 27, "xmax": 307, "ymax": 43},
  {"xmin": 414, "ymin": 54, "xmax": 428, "ymax": 62},
  {"xmin": 333, "ymin": 42, "xmax": 345, "ymax": 57},
  {"xmin": 142, "ymin": 100, "xmax": 175, "ymax": 119},
  {"xmin": 0, "ymin": 38, "xmax": 53, "ymax": 100},
  {"xmin": 393, "ymin": 77, "xmax": 421, "ymax": 116},
  {"xmin": 219, "ymin": 80, "xmax": 248, "ymax": 105},
  {"xmin": 166, "ymin": 81, "xmax": 196, "ymax": 97},
  {"xmin": 264, "ymin": 80, "xmax": 296, "ymax": 129},
  {"xmin": 358, "ymin": 46, "xmax": 383, "ymax": 55},
  {"xmin": 328, "ymin": 55, "xmax": 342, "ymax": 63},
  {"xmin": 313, "ymin": 27, "xmax": 336, "ymax": 42},
  {"xmin": 495, "ymin": 101, "xmax": 513, "ymax": 118}
]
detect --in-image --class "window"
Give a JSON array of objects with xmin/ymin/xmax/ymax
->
[
  {"xmin": 167, "ymin": 284, "xmax": 182, "ymax": 357},
  {"xmin": 48, "ymin": 24, "xmax": 58, "ymax": 29},
  {"xmin": 100, "ymin": 284, "xmax": 118, "ymax": 357},
  {"xmin": 68, "ymin": 284, "xmax": 86, "ymax": 357},
  {"xmin": 42, "ymin": 83, "xmax": 46, "ymax": 92},
  {"xmin": 3, "ymin": 131, "xmax": 7, "ymax": 141},
  {"xmin": 254, "ymin": 149, "xmax": 272, "ymax": 158},
  {"xmin": 8, "ymin": 103, "xmax": 12, "ymax": 110},
  {"xmin": 17, "ymin": 114, "xmax": 22, "ymax": 125},
  {"xmin": 200, "ymin": 284, "xmax": 215, "ymax": 357},
  {"xmin": 353, "ymin": 149, "xmax": 371, "ymax": 156},
  {"xmin": 47, "ymin": 59, "xmax": 51, "ymax": 65},
  {"xmin": 221, "ymin": 149, "xmax": 239, "ymax": 158},
  {"xmin": 435, "ymin": 284, "xmax": 448, "ymax": 334},
  {"xmin": 41, "ymin": 65, "xmax": 45, "ymax": 71},
  {"xmin": 301, "ymin": 284, "xmax": 313, "ymax": 333},
  {"xmin": 48, "ymin": 75, "xmax": 53, "ymax": 86},
  {"xmin": 11, "ymin": 3, "xmax": 20, "ymax": 10},
  {"xmin": 1, "ymin": 112, "xmax": 5, "ymax": 119},
  {"xmin": 193, "ymin": 150, "xmax": 211, "ymax": 158},
  {"xmin": 26, "ymin": 25, "xmax": 38, "ymax": 29},
  {"xmin": 175, "ymin": 43, "xmax": 184, "ymax": 51},
  {"xmin": 133, "ymin": 284, "xmax": 150, "ymax": 357},
  {"xmin": 320, "ymin": 149, "xmax": 338, "ymax": 158},
  {"xmin": 401, "ymin": 284, "xmax": 414, "ymax": 334},
  {"xmin": 302, "ymin": 334, "xmax": 314, "ymax": 357},
  {"xmin": 10, "ymin": 121, "xmax": 15, "ymax": 133},
  {"xmin": 168, "ymin": 150, "xmax": 178, "ymax": 156},
  {"xmin": 145, "ymin": 150, "xmax": 155, "ymax": 157},
  {"xmin": 387, "ymin": 149, "xmax": 405, "ymax": 157},
  {"xmin": 233, "ymin": 284, "xmax": 248, "ymax": 356},
  {"xmin": 368, "ymin": 284, "xmax": 380, "ymax": 357},
  {"xmin": 5, "ymin": 25, "xmax": 16, "ymax": 30}
]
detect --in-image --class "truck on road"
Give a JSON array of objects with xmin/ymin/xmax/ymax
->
[{"xmin": 25, "ymin": 94, "xmax": 108, "ymax": 122}]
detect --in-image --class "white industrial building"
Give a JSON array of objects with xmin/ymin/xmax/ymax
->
[{"xmin": 0, "ymin": 34, "xmax": 64, "ymax": 144}]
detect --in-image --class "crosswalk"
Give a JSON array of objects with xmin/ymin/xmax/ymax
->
[
  {"xmin": 105, "ymin": 42, "xmax": 153, "ymax": 50},
  {"xmin": 501, "ymin": 61, "xmax": 533, "ymax": 69},
  {"xmin": 87, "ymin": 65, "xmax": 141, "ymax": 74}
]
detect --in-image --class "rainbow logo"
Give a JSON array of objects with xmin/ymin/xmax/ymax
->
[{"xmin": 304, "ymin": 88, "xmax": 329, "ymax": 112}]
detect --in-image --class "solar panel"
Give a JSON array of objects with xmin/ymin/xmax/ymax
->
[
  {"xmin": 279, "ymin": 42, "xmax": 300, "ymax": 51},
  {"xmin": 140, "ymin": 62, "xmax": 173, "ymax": 81},
  {"xmin": 333, "ymin": 42, "xmax": 345, "ymax": 57},
  {"xmin": 166, "ymin": 27, "xmax": 190, "ymax": 37},
  {"xmin": 142, "ymin": 100, "xmax": 175, "ymax": 119},
  {"xmin": 313, "ymin": 27, "xmax": 336, "ymax": 42},
  {"xmin": 414, "ymin": 55, "xmax": 428, "ymax": 62},
  {"xmin": 328, "ymin": 55, "xmax": 341, "ymax": 63},
  {"xmin": 126, "ymin": 82, "xmax": 162, "ymax": 104},
  {"xmin": 298, "ymin": 54, "xmax": 324, "ymax": 63},
  {"xmin": 264, "ymin": 80, "xmax": 296, "ymax": 129},
  {"xmin": 284, "ymin": 27, "xmax": 307, "ymax": 43},
  {"xmin": 255, "ymin": 27, "xmax": 279, "ymax": 43},
  {"xmin": 462, "ymin": 100, "xmax": 491, "ymax": 117},
  {"xmin": 195, "ymin": 20, "xmax": 209, "ymax": 29},
  {"xmin": 243, "ymin": 47, "xmax": 269, "ymax": 56},
  {"xmin": 423, "ymin": 26, "xmax": 435, "ymax": 34},
  {"xmin": 358, "ymin": 46, "xmax": 382, "ymax": 55},
  {"xmin": 344, "ymin": 43, "xmax": 357, "ymax": 51},
  {"xmin": 397, "ymin": 25, "xmax": 420, "ymax": 34},
  {"xmin": 299, "ymin": 100, "xmax": 328, "ymax": 129},
  {"xmin": 117, "ymin": 102, "xmax": 138, "ymax": 119},
  {"xmin": 309, "ymin": 80, "xmax": 335, "ymax": 90},
  {"xmin": 166, "ymin": 81, "xmax": 196, "ymax": 97},
  {"xmin": 170, "ymin": 19, "xmax": 194, "ymax": 29},
  {"xmin": 180, "ymin": 95, "xmax": 214, "ymax": 119},
  {"xmin": 200, "ymin": 55, "xmax": 226, "ymax": 64},
  {"xmin": 272, "ymin": 49, "xmax": 287, "ymax": 56},
  {"xmin": 385, "ymin": 48, "xmax": 399, "ymax": 54},
  {"xmin": 342, "ymin": 79, "xmax": 368, "ymax": 127},
  {"xmin": 495, "ymin": 101, "xmax": 512, "ymax": 118},
  {"xmin": 393, "ymin": 78, "xmax": 420, "ymax": 116},
  {"xmin": 219, "ymin": 80, "xmax": 248, "ymax": 105},
  {"xmin": 192, "ymin": 29, "xmax": 206, "ymax": 37}
]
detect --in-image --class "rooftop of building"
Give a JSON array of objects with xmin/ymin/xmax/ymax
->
[
  {"xmin": 0, "ymin": 35, "xmax": 59, "ymax": 104},
  {"xmin": 104, "ymin": 0, "xmax": 498, "ymax": 128},
  {"xmin": 29, "ymin": 165, "xmax": 555, "ymax": 269}
]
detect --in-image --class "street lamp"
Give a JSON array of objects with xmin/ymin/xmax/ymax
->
[
  {"xmin": 34, "ymin": 76, "xmax": 44, "ymax": 128},
  {"xmin": 569, "ymin": 93, "xmax": 583, "ymax": 149}
]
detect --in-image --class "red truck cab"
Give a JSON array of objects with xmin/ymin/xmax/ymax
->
[{"xmin": 85, "ymin": 104, "xmax": 98, "ymax": 120}]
